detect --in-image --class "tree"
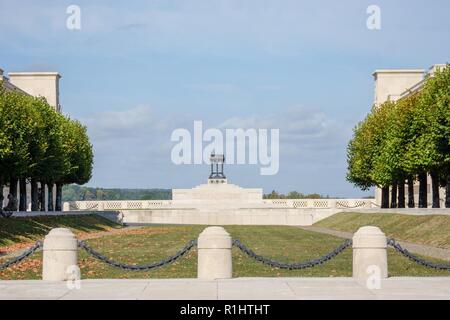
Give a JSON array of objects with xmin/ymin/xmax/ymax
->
[
  {"xmin": 405, "ymin": 65, "xmax": 450, "ymax": 208},
  {"xmin": 1, "ymin": 83, "xmax": 94, "ymax": 213},
  {"xmin": 0, "ymin": 87, "xmax": 42, "ymax": 211},
  {"xmin": 348, "ymin": 65, "xmax": 450, "ymax": 209},
  {"xmin": 347, "ymin": 103, "xmax": 392, "ymax": 208},
  {"xmin": 55, "ymin": 119, "xmax": 93, "ymax": 210},
  {"xmin": 27, "ymin": 97, "xmax": 49, "ymax": 210},
  {"xmin": 31, "ymin": 100, "xmax": 67, "ymax": 211},
  {"xmin": 371, "ymin": 95, "xmax": 419, "ymax": 208}
]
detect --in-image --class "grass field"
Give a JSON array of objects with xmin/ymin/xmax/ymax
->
[
  {"xmin": 0, "ymin": 214, "xmax": 120, "ymax": 247},
  {"xmin": 315, "ymin": 212, "xmax": 450, "ymax": 249},
  {"xmin": 1, "ymin": 220, "xmax": 449, "ymax": 280}
]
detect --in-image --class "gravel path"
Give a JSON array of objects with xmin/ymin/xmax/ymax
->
[{"xmin": 298, "ymin": 226, "xmax": 450, "ymax": 261}]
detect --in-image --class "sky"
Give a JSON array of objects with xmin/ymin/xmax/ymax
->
[{"xmin": 1, "ymin": 0, "xmax": 449, "ymax": 197}]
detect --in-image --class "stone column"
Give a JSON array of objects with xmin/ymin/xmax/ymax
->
[
  {"xmin": 198, "ymin": 226, "xmax": 232, "ymax": 280},
  {"xmin": 62, "ymin": 202, "xmax": 70, "ymax": 211},
  {"xmin": 352, "ymin": 226, "xmax": 388, "ymax": 283},
  {"xmin": 43, "ymin": 228, "xmax": 78, "ymax": 281}
]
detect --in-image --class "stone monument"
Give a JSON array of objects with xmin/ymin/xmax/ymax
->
[{"xmin": 172, "ymin": 153, "xmax": 263, "ymax": 210}]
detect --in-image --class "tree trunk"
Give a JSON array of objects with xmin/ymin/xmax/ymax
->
[
  {"xmin": 9, "ymin": 177, "xmax": 18, "ymax": 198},
  {"xmin": 446, "ymin": 174, "xmax": 450, "ymax": 208},
  {"xmin": 398, "ymin": 179, "xmax": 405, "ymax": 208},
  {"xmin": 418, "ymin": 172, "xmax": 428, "ymax": 208},
  {"xmin": 430, "ymin": 172, "xmax": 440, "ymax": 208},
  {"xmin": 40, "ymin": 181, "xmax": 46, "ymax": 211},
  {"xmin": 390, "ymin": 182, "xmax": 398, "ymax": 208},
  {"xmin": 0, "ymin": 176, "xmax": 4, "ymax": 209},
  {"xmin": 19, "ymin": 178, "xmax": 27, "ymax": 211},
  {"xmin": 47, "ymin": 182, "xmax": 54, "ymax": 211},
  {"xmin": 407, "ymin": 177, "xmax": 415, "ymax": 208},
  {"xmin": 31, "ymin": 179, "xmax": 39, "ymax": 211},
  {"xmin": 381, "ymin": 186, "xmax": 390, "ymax": 208},
  {"xmin": 55, "ymin": 183, "xmax": 63, "ymax": 211}
]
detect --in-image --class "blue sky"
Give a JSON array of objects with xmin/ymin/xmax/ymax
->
[{"xmin": 1, "ymin": 0, "xmax": 449, "ymax": 197}]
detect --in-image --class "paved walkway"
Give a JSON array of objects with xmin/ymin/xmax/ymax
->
[
  {"xmin": 0, "ymin": 278, "xmax": 449, "ymax": 300},
  {"xmin": 299, "ymin": 226, "xmax": 450, "ymax": 261}
]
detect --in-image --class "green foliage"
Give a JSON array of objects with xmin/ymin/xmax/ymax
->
[
  {"xmin": 263, "ymin": 190, "xmax": 330, "ymax": 199},
  {"xmin": 60, "ymin": 119, "xmax": 93, "ymax": 185},
  {"xmin": 347, "ymin": 64, "xmax": 450, "ymax": 190},
  {"xmin": 0, "ymin": 87, "xmax": 41, "ymax": 180},
  {"xmin": 405, "ymin": 66, "xmax": 450, "ymax": 178},
  {"xmin": 62, "ymin": 185, "xmax": 172, "ymax": 201},
  {"xmin": 0, "ymin": 84, "xmax": 93, "ymax": 189}
]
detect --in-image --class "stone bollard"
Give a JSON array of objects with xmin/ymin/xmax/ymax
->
[
  {"xmin": 198, "ymin": 226, "xmax": 232, "ymax": 280},
  {"xmin": 352, "ymin": 226, "xmax": 388, "ymax": 283},
  {"xmin": 43, "ymin": 228, "xmax": 78, "ymax": 281}
]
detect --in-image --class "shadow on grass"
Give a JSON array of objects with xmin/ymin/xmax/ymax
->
[{"xmin": 0, "ymin": 214, "xmax": 120, "ymax": 246}]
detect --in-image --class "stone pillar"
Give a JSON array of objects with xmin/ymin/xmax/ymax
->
[
  {"xmin": 62, "ymin": 202, "xmax": 70, "ymax": 211},
  {"xmin": 352, "ymin": 226, "xmax": 388, "ymax": 283},
  {"xmin": 43, "ymin": 228, "xmax": 78, "ymax": 281},
  {"xmin": 198, "ymin": 226, "xmax": 232, "ymax": 280}
]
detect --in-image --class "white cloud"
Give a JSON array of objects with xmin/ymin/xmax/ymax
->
[
  {"xmin": 81, "ymin": 105, "xmax": 178, "ymax": 139},
  {"xmin": 219, "ymin": 108, "xmax": 351, "ymax": 157}
]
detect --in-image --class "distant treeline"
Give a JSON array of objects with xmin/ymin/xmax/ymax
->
[
  {"xmin": 62, "ymin": 185, "xmax": 172, "ymax": 201},
  {"xmin": 263, "ymin": 191, "xmax": 331, "ymax": 199}
]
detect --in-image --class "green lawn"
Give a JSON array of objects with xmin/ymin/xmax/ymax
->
[
  {"xmin": 315, "ymin": 212, "xmax": 450, "ymax": 249},
  {"xmin": 1, "ymin": 223, "xmax": 449, "ymax": 280},
  {"xmin": 0, "ymin": 214, "xmax": 120, "ymax": 247}
]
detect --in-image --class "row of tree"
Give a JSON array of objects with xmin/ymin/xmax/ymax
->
[
  {"xmin": 0, "ymin": 83, "xmax": 93, "ymax": 212},
  {"xmin": 62, "ymin": 185, "xmax": 172, "ymax": 201},
  {"xmin": 263, "ymin": 190, "xmax": 331, "ymax": 199},
  {"xmin": 347, "ymin": 65, "xmax": 450, "ymax": 208}
]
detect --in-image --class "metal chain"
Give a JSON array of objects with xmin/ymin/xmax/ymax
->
[
  {"xmin": 0, "ymin": 241, "xmax": 43, "ymax": 270},
  {"xmin": 78, "ymin": 239, "xmax": 197, "ymax": 271},
  {"xmin": 4, "ymin": 237, "xmax": 448, "ymax": 274},
  {"xmin": 387, "ymin": 238, "xmax": 450, "ymax": 270},
  {"xmin": 232, "ymin": 239, "xmax": 352, "ymax": 270}
]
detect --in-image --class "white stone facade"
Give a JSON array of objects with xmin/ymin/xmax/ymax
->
[
  {"xmin": 172, "ymin": 179, "xmax": 263, "ymax": 210},
  {"xmin": 1, "ymin": 67, "xmax": 61, "ymax": 110},
  {"xmin": 63, "ymin": 178, "xmax": 374, "ymax": 226}
]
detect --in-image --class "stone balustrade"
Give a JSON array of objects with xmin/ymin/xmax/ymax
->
[
  {"xmin": 63, "ymin": 200, "xmax": 173, "ymax": 211},
  {"xmin": 63, "ymin": 198, "xmax": 373, "ymax": 211},
  {"xmin": 262, "ymin": 198, "xmax": 373, "ymax": 209}
]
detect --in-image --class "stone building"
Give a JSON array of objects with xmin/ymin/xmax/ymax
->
[
  {"xmin": 373, "ymin": 64, "xmax": 446, "ymax": 207},
  {"xmin": 1, "ymin": 67, "xmax": 61, "ymax": 210}
]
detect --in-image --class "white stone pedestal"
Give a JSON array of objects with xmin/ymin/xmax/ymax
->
[
  {"xmin": 352, "ymin": 226, "xmax": 388, "ymax": 284},
  {"xmin": 43, "ymin": 228, "xmax": 78, "ymax": 281},
  {"xmin": 197, "ymin": 226, "xmax": 232, "ymax": 280}
]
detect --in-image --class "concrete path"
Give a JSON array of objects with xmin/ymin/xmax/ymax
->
[
  {"xmin": 299, "ymin": 226, "xmax": 450, "ymax": 261},
  {"xmin": 0, "ymin": 277, "xmax": 449, "ymax": 300}
]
